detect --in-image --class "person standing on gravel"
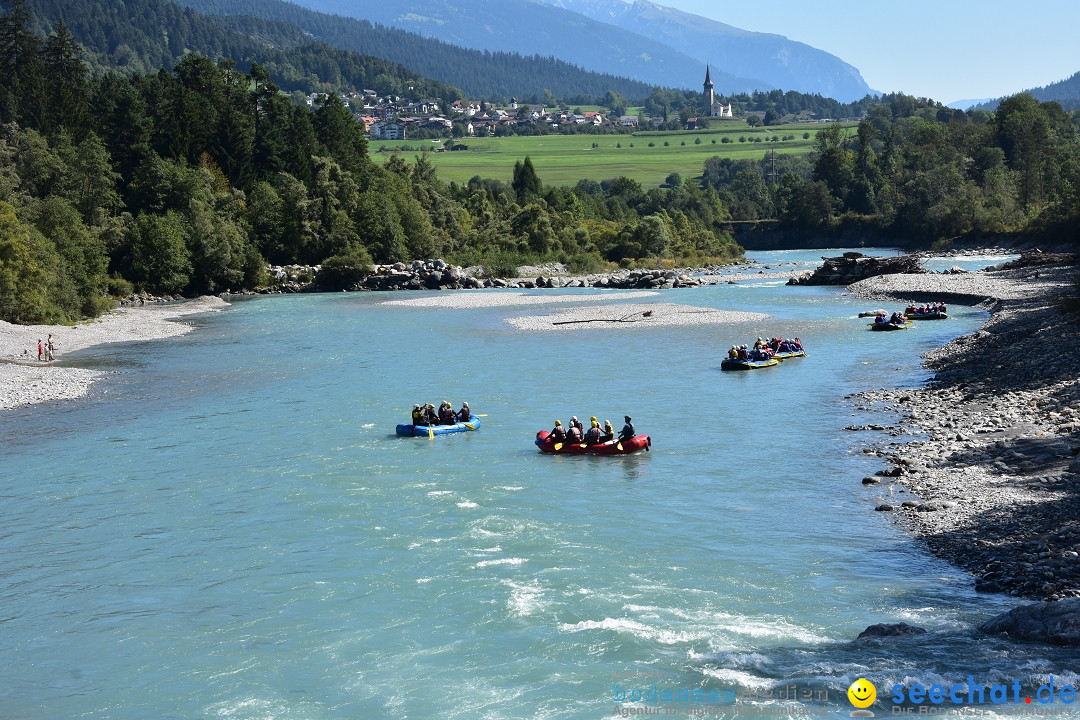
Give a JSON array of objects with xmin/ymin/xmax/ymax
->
[
  {"xmin": 47, "ymin": 334, "xmax": 55, "ymax": 361},
  {"xmin": 37, "ymin": 339, "xmax": 43, "ymax": 361}
]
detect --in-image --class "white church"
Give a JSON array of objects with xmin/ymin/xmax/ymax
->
[{"xmin": 703, "ymin": 66, "xmax": 734, "ymax": 118}]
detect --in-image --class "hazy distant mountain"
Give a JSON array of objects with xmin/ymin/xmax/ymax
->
[
  {"xmin": 540, "ymin": 0, "xmax": 873, "ymax": 101},
  {"xmin": 974, "ymin": 70, "xmax": 1080, "ymax": 112},
  {"xmin": 948, "ymin": 98, "xmax": 996, "ymax": 111},
  {"xmin": 288, "ymin": 0, "xmax": 772, "ymax": 93}
]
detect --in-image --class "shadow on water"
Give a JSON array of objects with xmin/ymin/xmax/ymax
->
[{"xmin": 60, "ymin": 353, "xmax": 149, "ymax": 370}]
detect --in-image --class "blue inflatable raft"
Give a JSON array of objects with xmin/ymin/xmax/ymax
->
[
  {"xmin": 721, "ymin": 357, "xmax": 779, "ymax": 371},
  {"xmin": 396, "ymin": 416, "xmax": 482, "ymax": 436}
]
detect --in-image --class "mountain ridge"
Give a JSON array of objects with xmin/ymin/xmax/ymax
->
[
  {"xmin": 177, "ymin": 0, "xmax": 659, "ymax": 99},
  {"xmin": 20, "ymin": 0, "xmax": 657, "ymax": 100},
  {"xmin": 539, "ymin": 0, "xmax": 872, "ymax": 101},
  {"xmin": 22, "ymin": 0, "xmax": 459, "ymax": 98},
  {"xmin": 287, "ymin": 0, "xmax": 773, "ymax": 93},
  {"xmin": 289, "ymin": 0, "xmax": 873, "ymax": 101},
  {"xmin": 974, "ymin": 70, "xmax": 1080, "ymax": 112}
]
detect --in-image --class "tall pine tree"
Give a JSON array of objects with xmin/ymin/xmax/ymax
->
[
  {"xmin": 0, "ymin": 0, "xmax": 44, "ymax": 127},
  {"xmin": 42, "ymin": 18, "xmax": 89, "ymax": 139}
]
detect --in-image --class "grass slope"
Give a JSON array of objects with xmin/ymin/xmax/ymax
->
[{"xmin": 370, "ymin": 124, "xmax": 838, "ymax": 187}]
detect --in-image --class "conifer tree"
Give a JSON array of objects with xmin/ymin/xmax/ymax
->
[
  {"xmin": 42, "ymin": 18, "xmax": 88, "ymax": 139},
  {"xmin": 0, "ymin": 0, "xmax": 44, "ymax": 127},
  {"xmin": 511, "ymin": 156, "xmax": 542, "ymax": 204}
]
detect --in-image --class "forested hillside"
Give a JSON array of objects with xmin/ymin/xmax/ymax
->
[
  {"xmin": 22, "ymin": 0, "xmax": 461, "ymax": 99},
  {"xmin": 976, "ymin": 71, "xmax": 1080, "ymax": 112},
  {"xmin": 286, "ymin": 0, "xmax": 765, "ymax": 94},
  {"xmin": 706, "ymin": 94, "xmax": 1080, "ymax": 247},
  {"xmin": 24, "ymin": 0, "xmax": 653, "ymax": 101},
  {"xmin": 21, "ymin": 0, "xmax": 879, "ymax": 113},
  {"xmin": 22, "ymin": 0, "xmax": 452, "ymax": 99},
  {"xmin": 176, "ymin": 0, "xmax": 655, "ymax": 101},
  {"xmin": 0, "ymin": 2, "xmax": 741, "ymax": 324}
]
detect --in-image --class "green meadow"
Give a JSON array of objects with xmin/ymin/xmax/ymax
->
[{"xmin": 370, "ymin": 123, "xmax": 844, "ymax": 188}]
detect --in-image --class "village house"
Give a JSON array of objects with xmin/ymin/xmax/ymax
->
[
  {"xmin": 356, "ymin": 87, "xmax": 656, "ymax": 140},
  {"xmin": 369, "ymin": 120, "xmax": 402, "ymax": 140},
  {"xmin": 451, "ymin": 100, "xmax": 482, "ymax": 117},
  {"xmin": 419, "ymin": 116, "xmax": 452, "ymax": 131},
  {"xmin": 402, "ymin": 100, "xmax": 440, "ymax": 115}
]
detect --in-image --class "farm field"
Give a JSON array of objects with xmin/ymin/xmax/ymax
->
[{"xmin": 370, "ymin": 123, "xmax": 847, "ymax": 188}]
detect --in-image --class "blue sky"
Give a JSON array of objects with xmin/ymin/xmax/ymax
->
[{"xmin": 659, "ymin": 0, "xmax": 1080, "ymax": 104}]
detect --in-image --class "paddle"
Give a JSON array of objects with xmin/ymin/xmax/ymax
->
[
  {"xmin": 554, "ymin": 442, "xmax": 563, "ymax": 451},
  {"xmin": 464, "ymin": 423, "xmax": 476, "ymax": 430},
  {"xmin": 474, "ymin": 414, "xmax": 488, "ymax": 417},
  {"xmin": 616, "ymin": 441, "xmax": 624, "ymax": 451},
  {"xmin": 428, "ymin": 425, "xmax": 434, "ymax": 439}
]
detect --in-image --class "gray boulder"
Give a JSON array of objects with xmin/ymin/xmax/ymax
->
[
  {"xmin": 1068, "ymin": 455, "xmax": 1080, "ymax": 475},
  {"xmin": 857, "ymin": 622, "xmax": 928, "ymax": 639},
  {"xmin": 980, "ymin": 599, "xmax": 1080, "ymax": 646}
]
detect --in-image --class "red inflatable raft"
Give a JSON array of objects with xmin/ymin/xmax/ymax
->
[{"xmin": 535, "ymin": 430, "xmax": 651, "ymax": 455}]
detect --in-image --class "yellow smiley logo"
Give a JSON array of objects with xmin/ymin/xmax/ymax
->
[{"xmin": 848, "ymin": 678, "xmax": 876, "ymax": 709}]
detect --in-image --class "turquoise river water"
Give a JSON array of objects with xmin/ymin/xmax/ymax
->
[{"xmin": 2, "ymin": 250, "xmax": 1075, "ymax": 719}]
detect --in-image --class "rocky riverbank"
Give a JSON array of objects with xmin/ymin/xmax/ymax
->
[
  {"xmin": 263, "ymin": 259, "xmax": 729, "ymax": 293},
  {"xmin": 846, "ymin": 259, "xmax": 1080, "ymax": 601}
]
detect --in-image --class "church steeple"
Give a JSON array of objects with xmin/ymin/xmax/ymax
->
[{"xmin": 703, "ymin": 65, "xmax": 715, "ymax": 114}]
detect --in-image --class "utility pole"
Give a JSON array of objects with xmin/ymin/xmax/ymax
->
[{"xmin": 766, "ymin": 149, "xmax": 779, "ymax": 186}]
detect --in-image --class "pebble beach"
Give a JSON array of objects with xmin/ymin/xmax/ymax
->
[
  {"xmin": 848, "ymin": 262, "xmax": 1080, "ymax": 600},
  {"xmin": 0, "ymin": 296, "xmax": 228, "ymax": 410}
]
